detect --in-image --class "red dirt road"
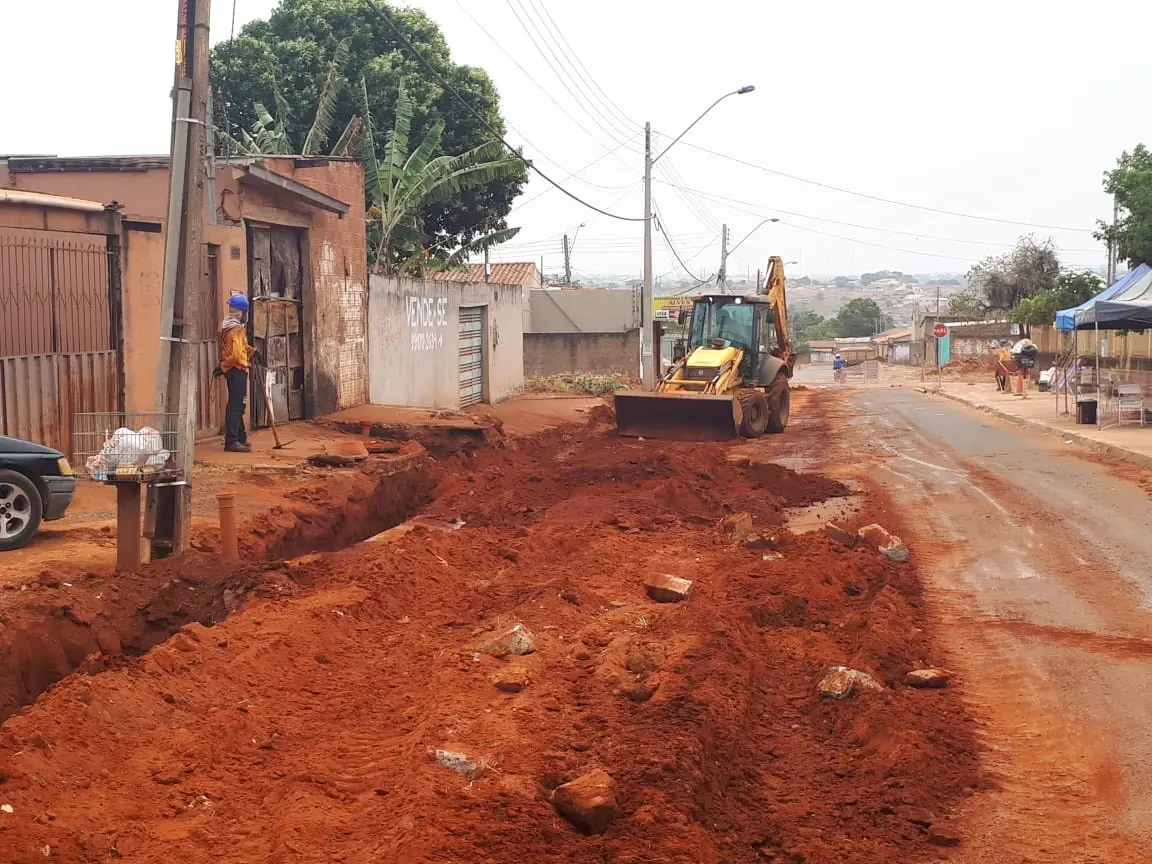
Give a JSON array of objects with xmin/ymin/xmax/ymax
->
[{"xmin": 0, "ymin": 393, "xmax": 980, "ymax": 863}]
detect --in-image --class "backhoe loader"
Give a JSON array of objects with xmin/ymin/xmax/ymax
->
[{"xmin": 615, "ymin": 256, "xmax": 794, "ymax": 441}]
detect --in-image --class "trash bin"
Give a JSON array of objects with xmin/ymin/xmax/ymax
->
[{"xmin": 1076, "ymin": 399, "xmax": 1097, "ymax": 425}]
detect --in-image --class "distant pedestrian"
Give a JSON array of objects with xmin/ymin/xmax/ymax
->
[
  {"xmin": 214, "ymin": 293, "xmax": 257, "ymax": 453},
  {"xmin": 833, "ymin": 353, "xmax": 847, "ymax": 383}
]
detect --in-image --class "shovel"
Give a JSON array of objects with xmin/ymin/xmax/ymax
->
[{"xmin": 254, "ymin": 360, "xmax": 294, "ymax": 449}]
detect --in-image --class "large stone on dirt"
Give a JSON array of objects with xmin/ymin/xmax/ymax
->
[
  {"xmin": 644, "ymin": 574, "xmax": 693, "ymax": 603},
  {"xmin": 927, "ymin": 822, "xmax": 962, "ymax": 847},
  {"xmin": 857, "ymin": 523, "xmax": 910, "ymax": 563},
  {"xmin": 824, "ymin": 523, "xmax": 858, "ymax": 548},
  {"xmin": 482, "ymin": 624, "xmax": 535, "ymax": 657},
  {"xmin": 905, "ymin": 668, "xmax": 952, "ymax": 689},
  {"xmin": 817, "ymin": 666, "xmax": 883, "ymax": 699},
  {"xmin": 894, "ymin": 805, "xmax": 936, "ymax": 827},
  {"xmin": 550, "ymin": 769, "xmax": 620, "ymax": 835},
  {"xmin": 720, "ymin": 512, "xmax": 754, "ymax": 541},
  {"xmin": 431, "ymin": 748, "xmax": 482, "ymax": 779},
  {"xmin": 491, "ymin": 665, "xmax": 530, "ymax": 693}
]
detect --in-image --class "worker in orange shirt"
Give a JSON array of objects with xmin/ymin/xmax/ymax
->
[
  {"xmin": 214, "ymin": 293, "xmax": 257, "ymax": 452},
  {"xmin": 995, "ymin": 339, "xmax": 1012, "ymax": 392}
]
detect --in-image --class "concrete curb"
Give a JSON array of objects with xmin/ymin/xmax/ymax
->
[{"xmin": 930, "ymin": 388, "xmax": 1152, "ymax": 470}]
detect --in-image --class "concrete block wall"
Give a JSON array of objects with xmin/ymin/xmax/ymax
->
[
  {"xmin": 523, "ymin": 330, "xmax": 639, "ymax": 378},
  {"xmin": 368, "ymin": 275, "xmax": 524, "ymax": 409}
]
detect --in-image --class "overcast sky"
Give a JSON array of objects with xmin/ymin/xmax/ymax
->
[{"xmin": 3, "ymin": 1, "xmax": 1147, "ymax": 281}]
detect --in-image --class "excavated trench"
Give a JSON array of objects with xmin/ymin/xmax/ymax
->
[{"xmin": 0, "ymin": 454, "xmax": 440, "ymax": 723}]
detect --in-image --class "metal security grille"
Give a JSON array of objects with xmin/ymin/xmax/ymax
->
[{"xmin": 458, "ymin": 306, "xmax": 485, "ymax": 408}]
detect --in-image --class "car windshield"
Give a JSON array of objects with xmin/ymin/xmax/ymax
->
[{"xmin": 690, "ymin": 300, "xmax": 755, "ymax": 351}]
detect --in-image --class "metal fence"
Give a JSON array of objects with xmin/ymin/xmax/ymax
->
[
  {"xmin": 72, "ymin": 412, "xmax": 185, "ymax": 482},
  {"xmin": 0, "ymin": 234, "xmax": 113, "ymax": 356}
]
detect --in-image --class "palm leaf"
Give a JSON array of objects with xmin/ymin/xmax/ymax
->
[
  {"xmin": 358, "ymin": 77, "xmax": 383, "ymax": 208},
  {"xmin": 303, "ymin": 37, "xmax": 352, "ymax": 156},
  {"xmin": 330, "ymin": 115, "xmax": 362, "ymax": 158},
  {"xmin": 382, "ymin": 81, "xmax": 414, "ymax": 207},
  {"xmin": 443, "ymin": 227, "xmax": 521, "ymax": 268}
]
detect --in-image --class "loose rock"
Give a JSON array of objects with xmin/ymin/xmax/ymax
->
[
  {"xmin": 482, "ymin": 624, "xmax": 535, "ymax": 657},
  {"xmin": 880, "ymin": 541, "xmax": 911, "ymax": 563},
  {"xmin": 927, "ymin": 823, "xmax": 962, "ymax": 847},
  {"xmin": 905, "ymin": 668, "xmax": 952, "ymax": 689},
  {"xmin": 817, "ymin": 666, "xmax": 883, "ymax": 699},
  {"xmin": 491, "ymin": 665, "xmax": 530, "ymax": 693},
  {"xmin": 824, "ymin": 523, "xmax": 858, "ymax": 548},
  {"xmin": 894, "ymin": 805, "xmax": 935, "ymax": 827},
  {"xmin": 743, "ymin": 534, "xmax": 779, "ymax": 550},
  {"xmin": 720, "ymin": 512, "xmax": 754, "ymax": 541},
  {"xmin": 644, "ymin": 574, "xmax": 693, "ymax": 603},
  {"xmin": 857, "ymin": 523, "xmax": 894, "ymax": 548},
  {"xmin": 550, "ymin": 768, "xmax": 620, "ymax": 835},
  {"xmin": 432, "ymin": 748, "xmax": 482, "ymax": 779}
]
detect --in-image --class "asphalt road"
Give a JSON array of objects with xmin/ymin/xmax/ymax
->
[{"xmin": 849, "ymin": 388, "xmax": 1152, "ymax": 863}]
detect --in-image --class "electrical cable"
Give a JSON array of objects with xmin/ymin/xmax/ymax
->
[
  {"xmin": 525, "ymin": 0, "xmax": 639, "ymax": 135},
  {"xmin": 653, "ymin": 179, "xmax": 1105, "ymax": 254},
  {"xmin": 654, "ymin": 203, "xmax": 710, "ymax": 283},
  {"xmin": 504, "ymin": 0, "xmax": 638, "ymax": 152},
  {"xmin": 673, "ymin": 140, "xmax": 1096, "ymax": 233},
  {"xmin": 452, "ymin": 0, "xmax": 639, "ymax": 176},
  {"xmin": 367, "ymin": 0, "xmax": 645, "ymax": 222}
]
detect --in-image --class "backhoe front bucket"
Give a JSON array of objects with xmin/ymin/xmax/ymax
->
[{"xmin": 613, "ymin": 391, "xmax": 739, "ymax": 441}]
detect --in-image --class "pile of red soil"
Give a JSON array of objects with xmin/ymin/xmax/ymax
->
[{"xmin": 0, "ymin": 395, "xmax": 980, "ymax": 863}]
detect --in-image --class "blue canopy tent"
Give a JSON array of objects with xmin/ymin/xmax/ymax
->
[
  {"xmin": 1073, "ymin": 266, "xmax": 1152, "ymax": 329},
  {"xmin": 1056, "ymin": 264, "xmax": 1150, "ymax": 331}
]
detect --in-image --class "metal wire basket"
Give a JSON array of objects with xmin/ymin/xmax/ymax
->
[{"xmin": 72, "ymin": 412, "xmax": 185, "ymax": 483}]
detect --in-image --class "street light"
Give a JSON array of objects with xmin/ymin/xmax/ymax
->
[
  {"xmin": 641, "ymin": 85, "xmax": 755, "ymax": 389},
  {"xmin": 719, "ymin": 218, "xmax": 779, "ymax": 293}
]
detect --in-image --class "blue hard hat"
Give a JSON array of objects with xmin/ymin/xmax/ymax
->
[{"xmin": 228, "ymin": 293, "xmax": 250, "ymax": 311}]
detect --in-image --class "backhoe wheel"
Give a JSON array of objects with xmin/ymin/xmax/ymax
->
[
  {"xmin": 736, "ymin": 389, "xmax": 770, "ymax": 438},
  {"xmin": 767, "ymin": 374, "xmax": 791, "ymax": 434}
]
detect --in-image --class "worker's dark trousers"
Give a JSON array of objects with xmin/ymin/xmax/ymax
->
[
  {"xmin": 996, "ymin": 373, "xmax": 1007, "ymax": 391},
  {"xmin": 224, "ymin": 367, "xmax": 249, "ymax": 446}
]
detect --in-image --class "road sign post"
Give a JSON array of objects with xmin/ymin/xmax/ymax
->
[{"xmin": 933, "ymin": 323, "xmax": 947, "ymax": 391}]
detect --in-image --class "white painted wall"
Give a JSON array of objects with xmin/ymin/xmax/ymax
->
[{"xmin": 368, "ymin": 275, "xmax": 524, "ymax": 408}]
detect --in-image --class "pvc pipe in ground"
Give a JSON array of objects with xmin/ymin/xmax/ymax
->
[{"xmin": 217, "ymin": 491, "xmax": 239, "ymax": 562}]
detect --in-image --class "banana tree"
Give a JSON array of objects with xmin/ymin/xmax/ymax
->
[{"xmin": 361, "ymin": 79, "xmax": 522, "ymax": 275}]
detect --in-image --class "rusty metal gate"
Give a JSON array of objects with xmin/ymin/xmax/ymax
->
[
  {"xmin": 248, "ymin": 225, "xmax": 306, "ymax": 428},
  {"xmin": 458, "ymin": 305, "xmax": 485, "ymax": 407},
  {"xmin": 0, "ymin": 233, "xmax": 119, "ymax": 456},
  {"xmin": 194, "ymin": 244, "xmax": 225, "ymax": 439}
]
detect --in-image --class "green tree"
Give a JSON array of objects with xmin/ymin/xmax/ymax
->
[
  {"xmin": 1097, "ymin": 144, "xmax": 1152, "ymax": 268},
  {"xmin": 948, "ymin": 288, "xmax": 987, "ymax": 319},
  {"xmin": 364, "ymin": 82, "xmax": 522, "ymax": 274},
  {"xmin": 967, "ymin": 236, "xmax": 1060, "ymax": 312},
  {"xmin": 1010, "ymin": 271, "xmax": 1104, "ymax": 325},
  {"xmin": 833, "ymin": 298, "xmax": 891, "ymax": 336},
  {"xmin": 212, "ymin": 0, "xmax": 528, "ymax": 250}
]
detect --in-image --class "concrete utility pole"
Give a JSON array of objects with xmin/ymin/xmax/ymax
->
[
  {"xmin": 563, "ymin": 233, "xmax": 572, "ymax": 284},
  {"xmin": 153, "ymin": 0, "xmax": 211, "ymax": 557},
  {"xmin": 640, "ymin": 85, "xmax": 754, "ymax": 388},
  {"xmin": 717, "ymin": 224, "xmax": 729, "ymax": 293},
  {"xmin": 1106, "ymin": 194, "xmax": 1119, "ymax": 284},
  {"xmin": 641, "ymin": 122, "xmax": 654, "ymax": 389}
]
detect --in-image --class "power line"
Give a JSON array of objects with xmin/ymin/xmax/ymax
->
[
  {"xmin": 368, "ymin": 0, "xmax": 644, "ymax": 222},
  {"xmin": 452, "ymin": 0, "xmax": 638, "ymax": 177},
  {"xmin": 674, "ymin": 140, "xmax": 1097, "ymax": 233},
  {"xmin": 653, "ymin": 179, "xmax": 1105, "ymax": 254},
  {"xmin": 503, "ymin": 0, "xmax": 637, "ymax": 152},
  {"xmin": 526, "ymin": 0, "xmax": 638, "ymax": 133},
  {"xmin": 656, "ymin": 156, "xmax": 722, "ymax": 234},
  {"xmin": 654, "ymin": 203, "xmax": 710, "ymax": 282}
]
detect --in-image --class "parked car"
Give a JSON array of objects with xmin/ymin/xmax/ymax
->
[{"xmin": 0, "ymin": 436, "xmax": 76, "ymax": 551}]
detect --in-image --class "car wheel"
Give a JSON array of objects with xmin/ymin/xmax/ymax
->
[{"xmin": 0, "ymin": 470, "xmax": 43, "ymax": 552}]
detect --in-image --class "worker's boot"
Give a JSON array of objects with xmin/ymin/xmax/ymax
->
[{"xmin": 224, "ymin": 443, "xmax": 251, "ymax": 453}]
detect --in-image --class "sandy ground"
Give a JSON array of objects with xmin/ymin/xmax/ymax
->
[{"xmin": 0, "ymin": 384, "xmax": 1149, "ymax": 860}]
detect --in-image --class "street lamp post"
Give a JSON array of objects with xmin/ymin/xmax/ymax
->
[
  {"xmin": 721, "ymin": 217, "xmax": 779, "ymax": 292},
  {"xmin": 640, "ymin": 85, "xmax": 755, "ymax": 389}
]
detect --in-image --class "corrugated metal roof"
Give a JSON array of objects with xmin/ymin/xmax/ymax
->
[{"xmin": 436, "ymin": 262, "xmax": 541, "ymax": 287}]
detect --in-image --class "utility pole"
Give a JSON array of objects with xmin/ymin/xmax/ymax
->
[
  {"xmin": 562, "ymin": 233, "xmax": 572, "ymax": 285},
  {"xmin": 755, "ymin": 268, "xmax": 761, "ymax": 293},
  {"xmin": 1106, "ymin": 194, "xmax": 1119, "ymax": 284},
  {"xmin": 717, "ymin": 223, "xmax": 729, "ymax": 293},
  {"xmin": 152, "ymin": 0, "xmax": 211, "ymax": 557},
  {"xmin": 641, "ymin": 122, "xmax": 654, "ymax": 390}
]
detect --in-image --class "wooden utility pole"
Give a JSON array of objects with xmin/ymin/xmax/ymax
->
[
  {"xmin": 562, "ymin": 233, "xmax": 572, "ymax": 284},
  {"xmin": 152, "ymin": 0, "xmax": 211, "ymax": 557}
]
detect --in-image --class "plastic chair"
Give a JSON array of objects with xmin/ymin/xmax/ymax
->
[{"xmin": 1115, "ymin": 383, "xmax": 1145, "ymax": 427}]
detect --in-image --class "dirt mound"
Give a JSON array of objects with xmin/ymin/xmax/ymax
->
[{"xmin": 0, "ymin": 392, "xmax": 980, "ymax": 863}]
